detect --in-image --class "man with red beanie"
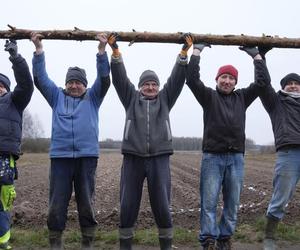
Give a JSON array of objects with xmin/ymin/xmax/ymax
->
[{"xmin": 186, "ymin": 44, "xmax": 270, "ymax": 250}]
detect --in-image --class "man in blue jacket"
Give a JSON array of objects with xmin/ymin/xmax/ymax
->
[
  {"xmin": 30, "ymin": 33, "xmax": 110, "ymax": 250},
  {"xmin": 0, "ymin": 40, "xmax": 34, "ymax": 250}
]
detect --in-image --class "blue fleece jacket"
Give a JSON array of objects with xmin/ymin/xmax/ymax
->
[{"xmin": 32, "ymin": 52, "xmax": 110, "ymax": 158}]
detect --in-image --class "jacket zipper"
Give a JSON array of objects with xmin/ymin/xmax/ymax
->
[{"xmin": 147, "ymin": 100, "xmax": 150, "ymax": 153}]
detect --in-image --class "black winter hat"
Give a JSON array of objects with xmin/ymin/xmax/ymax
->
[
  {"xmin": 0, "ymin": 73, "xmax": 11, "ymax": 91},
  {"xmin": 65, "ymin": 66, "xmax": 88, "ymax": 87},
  {"xmin": 138, "ymin": 70, "xmax": 160, "ymax": 88},
  {"xmin": 280, "ymin": 73, "xmax": 300, "ymax": 89}
]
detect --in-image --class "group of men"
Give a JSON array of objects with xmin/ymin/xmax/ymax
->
[{"xmin": 0, "ymin": 32, "xmax": 299, "ymax": 250}]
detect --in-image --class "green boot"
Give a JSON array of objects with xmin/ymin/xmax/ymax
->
[{"xmin": 263, "ymin": 216, "xmax": 279, "ymax": 250}]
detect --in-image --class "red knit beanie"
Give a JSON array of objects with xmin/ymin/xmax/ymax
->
[{"xmin": 215, "ymin": 65, "xmax": 238, "ymax": 83}]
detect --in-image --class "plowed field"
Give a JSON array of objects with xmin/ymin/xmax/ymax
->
[{"xmin": 13, "ymin": 151, "xmax": 300, "ymax": 230}]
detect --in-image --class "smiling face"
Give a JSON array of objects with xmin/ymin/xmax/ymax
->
[
  {"xmin": 0, "ymin": 82, "xmax": 8, "ymax": 97},
  {"xmin": 139, "ymin": 80, "xmax": 159, "ymax": 99},
  {"xmin": 216, "ymin": 74, "xmax": 236, "ymax": 94},
  {"xmin": 65, "ymin": 80, "xmax": 86, "ymax": 97},
  {"xmin": 283, "ymin": 80, "xmax": 300, "ymax": 93}
]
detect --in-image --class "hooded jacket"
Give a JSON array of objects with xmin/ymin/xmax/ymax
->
[
  {"xmin": 0, "ymin": 55, "xmax": 34, "ymax": 157},
  {"xmin": 32, "ymin": 52, "xmax": 110, "ymax": 158}
]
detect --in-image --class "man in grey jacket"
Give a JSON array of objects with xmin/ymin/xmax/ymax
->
[{"xmin": 107, "ymin": 33, "xmax": 192, "ymax": 250}]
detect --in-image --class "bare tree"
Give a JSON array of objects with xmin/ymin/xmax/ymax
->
[{"xmin": 22, "ymin": 109, "xmax": 44, "ymax": 138}]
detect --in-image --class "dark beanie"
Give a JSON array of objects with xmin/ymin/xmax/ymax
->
[
  {"xmin": 215, "ymin": 65, "xmax": 238, "ymax": 83},
  {"xmin": 0, "ymin": 73, "xmax": 11, "ymax": 91},
  {"xmin": 65, "ymin": 66, "xmax": 88, "ymax": 87},
  {"xmin": 138, "ymin": 70, "xmax": 160, "ymax": 88},
  {"xmin": 280, "ymin": 73, "xmax": 300, "ymax": 89}
]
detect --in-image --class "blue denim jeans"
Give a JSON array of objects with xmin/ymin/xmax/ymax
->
[
  {"xmin": 119, "ymin": 154, "xmax": 172, "ymax": 238},
  {"xmin": 199, "ymin": 152, "xmax": 244, "ymax": 243},
  {"xmin": 47, "ymin": 157, "xmax": 98, "ymax": 231},
  {"xmin": 267, "ymin": 148, "xmax": 300, "ymax": 220}
]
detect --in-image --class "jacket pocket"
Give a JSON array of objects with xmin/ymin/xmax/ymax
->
[
  {"xmin": 165, "ymin": 120, "xmax": 172, "ymax": 141},
  {"xmin": 124, "ymin": 119, "xmax": 131, "ymax": 140}
]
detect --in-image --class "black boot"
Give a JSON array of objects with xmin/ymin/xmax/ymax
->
[
  {"xmin": 81, "ymin": 227, "xmax": 96, "ymax": 250},
  {"xmin": 119, "ymin": 238, "xmax": 132, "ymax": 250},
  {"xmin": 81, "ymin": 235, "xmax": 94, "ymax": 250},
  {"xmin": 159, "ymin": 237, "xmax": 172, "ymax": 250},
  {"xmin": 49, "ymin": 230, "xmax": 63, "ymax": 250}
]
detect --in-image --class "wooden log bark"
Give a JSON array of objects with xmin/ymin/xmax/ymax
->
[{"xmin": 0, "ymin": 25, "xmax": 300, "ymax": 48}]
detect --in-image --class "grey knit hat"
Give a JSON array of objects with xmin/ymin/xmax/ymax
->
[
  {"xmin": 138, "ymin": 70, "xmax": 160, "ymax": 88},
  {"xmin": 0, "ymin": 73, "xmax": 11, "ymax": 91},
  {"xmin": 65, "ymin": 66, "xmax": 88, "ymax": 87},
  {"xmin": 280, "ymin": 73, "xmax": 300, "ymax": 89}
]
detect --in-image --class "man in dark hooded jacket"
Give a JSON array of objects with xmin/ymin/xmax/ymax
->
[{"xmin": 0, "ymin": 39, "xmax": 33, "ymax": 250}]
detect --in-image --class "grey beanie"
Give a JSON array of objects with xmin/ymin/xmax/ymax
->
[
  {"xmin": 280, "ymin": 73, "xmax": 300, "ymax": 89},
  {"xmin": 138, "ymin": 70, "xmax": 160, "ymax": 88},
  {"xmin": 65, "ymin": 66, "xmax": 88, "ymax": 87},
  {"xmin": 0, "ymin": 73, "xmax": 11, "ymax": 91}
]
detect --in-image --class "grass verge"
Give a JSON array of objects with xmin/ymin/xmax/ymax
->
[{"xmin": 9, "ymin": 217, "xmax": 300, "ymax": 249}]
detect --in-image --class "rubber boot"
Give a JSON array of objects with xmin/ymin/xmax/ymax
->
[
  {"xmin": 81, "ymin": 227, "xmax": 96, "ymax": 250},
  {"xmin": 0, "ymin": 242, "xmax": 12, "ymax": 250},
  {"xmin": 49, "ymin": 230, "xmax": 63, "ymax": 250},
  {"xmin": 263, "ymin": 216, "xmax": 279, "ymax": 250},
  {"xmin": 119, "ymin": 238, "xmax": 132, "ymax": 250},
  {"xmin": 159, "ymin": 237, "xmax": 172, "ymax": 250}
]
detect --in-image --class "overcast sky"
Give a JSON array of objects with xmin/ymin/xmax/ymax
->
[{"xmin": 1, "ymin": 0, "xmax": 300, "ymax": 145}]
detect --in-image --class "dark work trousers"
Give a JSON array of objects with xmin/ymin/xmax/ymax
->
[
  {"xmin": 47, "ymin": 157, "xmax": 98, "ymax": 231},
  {"xmin": 120, "ymin": 154, "xmax": 172, "ymax": 230}
]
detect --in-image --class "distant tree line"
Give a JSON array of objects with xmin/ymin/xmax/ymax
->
[
  {"xmin": 20, "ymin": 109, "xmax": 275, "ymax": 154},
  {"xmin": 21, "ymin": 136, "xmax": 276, "ymax": 154}
]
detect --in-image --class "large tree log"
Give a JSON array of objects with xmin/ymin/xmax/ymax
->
[{"xmin": 0, "ymin": 25, "xmax": 300, "ymax": 48}]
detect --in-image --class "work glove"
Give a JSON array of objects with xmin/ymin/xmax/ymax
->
[
  {"xmin": 180, "ymin": 33, "xmax": 193, "ymax": 57},
  {"xmin": 108, "ymin": 32, "xmax": 120, "ymax": 57},
  {"xmin": 258, "ymin": 46, "xmax": 272, "ymax": 61},
  {"xmin": 4, "ymin": 39, "xmax": 18, "ymax": 58},
  {"xmin": 239, "ymin": 46, "xmax": 259, "ymax": 58},
  {"xmin": 193, "ymin": 42, "xmax": 211, "ymax": 52}
]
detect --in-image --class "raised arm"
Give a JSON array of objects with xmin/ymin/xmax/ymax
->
[
  {"xmin": 30, "ymin": 32, "xmax": 59, "ymax": 107},
  {"xmin": 185, "ymin": 41, "xmax": 211, "ymax": 106},
  {"xmin": 108, "ymin": 33, "xmax": 135, "ymax": 109},
  {"xmin": 239, "ymin": 46, "xmax": 274, "ymax": 108},
  {"xmin": 162, "ymin": 34, "xmax": 192, "ymax": 109},
  {"xmin": 4, "ymin": 39, "xmax": 33, "ymax": 111},
  {"xmin": 90, "ymin": 33, "xmax": 111, "ymax": 107}
]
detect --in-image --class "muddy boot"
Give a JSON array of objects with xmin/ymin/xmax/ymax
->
[
  {"xmin": 263, "ymin": 216, "xmax": 279, "ymax": 250},
  {"xmin": 49, "ymin": 230, "xmax": 63, "ymax": 250},
  {"xmin": 159, "ymin": 237, "xmax": 172, "ymax": 250},
  {"xmin": 202, "ymin": 238, "xmax": 216, "ymax": 250},
  {"xmin": 81, "ymin": 227, "xmax": 96, "ymax": 250},
  {"xmin": 119, "ymin": 238, "xmax": 132, "ymax": 250},
  {"xmin": 216, "ymin": 237, "xmax": 232, "ymax": 250}
]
